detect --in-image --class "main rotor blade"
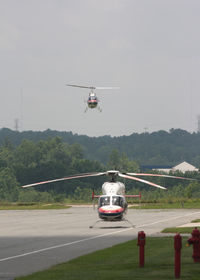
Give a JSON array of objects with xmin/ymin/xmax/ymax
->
[
  {"xmin": 119, "ymin": 173, "xmax": 166, "ymax": 190},
  {"xmin": 21, "ymin": 172, "xmax": 106, "ymax": 188},
  {"xmin": 66, "ymin": 84, "xmax": 120, "ymax": 90},
  {"xmin": 66, "ymin": 84, "xmax": 96, "ymax": 90},
  {"xmin": 126, "ymin": 173, "xmax": 197, "ymax": 181},
  {"xmin": 95, "ymin": 87, "xmax": 120, "ymax": 90}
]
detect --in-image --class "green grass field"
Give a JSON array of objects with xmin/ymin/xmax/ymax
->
[
  {"xmin": 162, "ymin": 227, "xmax": 198, "ymax": 234},
  {"xmin": 16, "ymin": 237, "xmax": 199, "ymax": 280},
  {"xmin": 191, "ymin": 219, "xmax": 200, "ymax": 223},
  {"xmin": 1, "ymin": 200, "xmax": 200, "ymax": 210},
  {"xmin": 130, "ymin": 200, "xmax": 200, "ymax": 209},
  {"xmin": 0, "ymin": 203, "xmax": 71, "ymax": 210}
]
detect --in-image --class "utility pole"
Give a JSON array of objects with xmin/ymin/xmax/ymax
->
[
  {"xmin": 14, "ymin": 118, "xmax": 19, "ymax": 131},
  {"xmin": 197, "ymin": 115, "xmax": 200, "ymax": 133}
]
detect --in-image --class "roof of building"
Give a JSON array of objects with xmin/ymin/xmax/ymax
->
[
  {"xmin": 172, "ymin": 161, "xmax": 198, "ymax": 172},
  {"xmin": 151, "ymin": 161, "xmax": 198, "ymax": 173}
]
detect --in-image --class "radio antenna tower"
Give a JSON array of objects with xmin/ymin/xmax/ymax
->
[
  {"xmin": 14, "ymin": 118, "xmax": 19, "ymax": 131},
  {"xmin": 197, "ymin": 115, "xmax": 200, "ymax": 133}
]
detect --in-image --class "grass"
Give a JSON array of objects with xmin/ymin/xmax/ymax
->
[
  {"xmin": 162, "ymin": 227, "xmax": 198, "ymax": 234},
  {"xmin": 1, "ymin": 199, "xmax": 199, "ymax": 211},
  {"xmin": 16, "ymin": 237, "xmax": 199, "ymax": 280},
  {"xmin": 130, "ymin": 200, "xmax": 200, "ymax": 209},
  {"xmin": 0, "ymin": 203, "xmax": 71, "ymax": 210},
  {"xmin": 191, "ymin": 219, "xmax": 200, "ymax": 223}
]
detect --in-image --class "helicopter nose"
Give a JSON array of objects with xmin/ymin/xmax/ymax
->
[{"xmin": 98, "ymin": 207, "xmax": 123, "ymax": 214}]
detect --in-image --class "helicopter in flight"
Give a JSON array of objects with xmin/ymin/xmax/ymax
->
[
  {"xmin": 66, "ymin": 84, "xmax": 120, "ymax": 112},
  {"xmin": 21, "ymin": 170, "xmax": 196, "ymax": 227}
]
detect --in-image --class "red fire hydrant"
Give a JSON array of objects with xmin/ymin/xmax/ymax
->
[
  {"xmin": 187, "ymin": 227, "xmax": 200, "ymax": 262},
  {"xmin": 174, "ymin": 233, "xmax": 182, "ymax": 279},
  {"xmin": 137, "ymin": 231, "xmax": 146, "ymax": 267}
]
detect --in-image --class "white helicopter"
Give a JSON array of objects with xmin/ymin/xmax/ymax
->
[
  {"xmin": 66, "ymin": 84, "xmax": 119, "ymax": 112},
  {"xmin": 21, "ymin": 170, "xmax": 196, "ymax": 226}
]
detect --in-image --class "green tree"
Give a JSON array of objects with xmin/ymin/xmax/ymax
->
[
  {"xmin": 119, "ymin": 153, "xmax": 139, "ymax": 172},
  {"xmin": 18, "ymin": 189, "xmax": 54, "ymax": 203},
  {"xmin": 107, "ymin": 150, "xmax": 139, "ymax": 172},
  {"xmin": 0, "ymin": 168, "xmax": 19, "ymax": 201},
  {"xmin": 107, "ymin": 149, "xmax": 121, "ymax": 170},
  {"xmin": 185, "ymin": 182, "xmax": 200, "ymax": 199}
]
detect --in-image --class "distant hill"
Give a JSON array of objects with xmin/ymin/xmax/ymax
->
[{"xmin": 1, "ymin": 127, "xmax": 200, "ymax": 167}]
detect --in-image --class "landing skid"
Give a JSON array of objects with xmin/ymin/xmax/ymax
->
[
  {"xmin": 89, "ymin": 220, "xmax": 103, "ymax": 228},
  {"xmin": 122, "ymin": 218, "xmax": 135, "ymax": 228},
  {"xmin": 84, "ymin": 106, "xmax": 101, "ymax": 113},
  {"xmin": 97, "ymin": 106, "xmax": 102, "ymax": 112},
  {"xmin": 89, "ymin": 218, "xmax": 135, "ymax": 229}
]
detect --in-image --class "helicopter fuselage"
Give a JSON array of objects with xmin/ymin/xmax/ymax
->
[
  {"xmin": 98, "ymin": 194, "xmax": 127, "ymax": 220},
  {"xmin": 87, "ymin": 93, "xmax": 98, "ymax": 109},
  {"xmin": 97, "ymin": 181, "xmax": 128, "ymax": 221}
]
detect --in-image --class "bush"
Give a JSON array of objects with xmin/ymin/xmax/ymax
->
[{"xmin": 18, "ymin": 190, "xmax": 54, "ymax": 203}]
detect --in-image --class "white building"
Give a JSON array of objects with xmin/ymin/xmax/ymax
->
[
  {"xmin": 172, "ymin": 161, "xmax": 198, "ymax": 173},
  {"xmin": 154, "ymin": 161, "xmax": 198, "ymax": 173}
]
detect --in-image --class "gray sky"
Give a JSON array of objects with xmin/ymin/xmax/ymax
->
[{"xmin": 0, "ymin": 0, "xmax": 200, "ymax": 136}]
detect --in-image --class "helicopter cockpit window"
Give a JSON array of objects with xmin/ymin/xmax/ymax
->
[
  {"xmin": 99, "ymin": 196, "xmax": 110, "ymax": 206},
  {"xmin": 112, "ymin": 196, "xmax": 124, "ymax": 207},
  {"xmin": 91, "ymin": 96, "xmax": 97, "ymax": 100}
]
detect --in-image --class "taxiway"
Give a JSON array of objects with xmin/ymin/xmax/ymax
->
[{"xmin": 0, "ymin": 207, "xmax": 200, "ymax": 279}]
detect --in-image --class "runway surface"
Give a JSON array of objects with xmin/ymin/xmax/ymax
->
[{"xmin": 0, "ymin": 207, "xmax": 200, "ymax": 279}]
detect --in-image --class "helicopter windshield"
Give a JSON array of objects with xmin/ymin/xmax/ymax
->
[
  {"xmin": 99, "ymin": 196, "xmax": 110, "ymax": 206},
  {"xmin": 112, "ymin": 196, "xmax": 124, "ymax": 207},
  {"xmin": 99, "ymin": 196, "xmax": 125, "ymax": 207},
  {"xmin": 89, "ymin": 96, "xmax": 97, "ymax": 101}
]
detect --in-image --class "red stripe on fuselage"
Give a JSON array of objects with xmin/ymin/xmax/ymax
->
[{"xmin": 98, "ymin": 207, "xmax": 124, "ymax": 214}]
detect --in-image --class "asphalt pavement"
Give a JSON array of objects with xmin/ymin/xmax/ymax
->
[{"xmin": 0, "ymin": 207, "xmax": 200, "ymax": 279}]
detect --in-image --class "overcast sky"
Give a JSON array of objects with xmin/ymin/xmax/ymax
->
[{"xmin": 0, "ymin": 0, "xmax": 200, "ymax": 136}]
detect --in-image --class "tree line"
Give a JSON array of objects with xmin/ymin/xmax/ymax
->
[
  {"xmin": 0, "ymin": 136, "xmax": 141, "ymax": 202},
  {"xmin": 0, "ymin": 137, "xmax": 199, "ymax": 203},
  {"xmin": 1, "ymin": 127, "xmax": 200, "ymax": 167},
  {"xmin": 0, "ymin": 129, "xmax": 200, "ymax": 203}
]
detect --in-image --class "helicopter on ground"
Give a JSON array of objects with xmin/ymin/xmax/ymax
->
[
  {"xmin": 66, "ymin": 84, "xmax": 119, "ymax": 112},
  {"xmin": 21, "ymin": 170, "xmax": 196, "ymax": 227}
]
